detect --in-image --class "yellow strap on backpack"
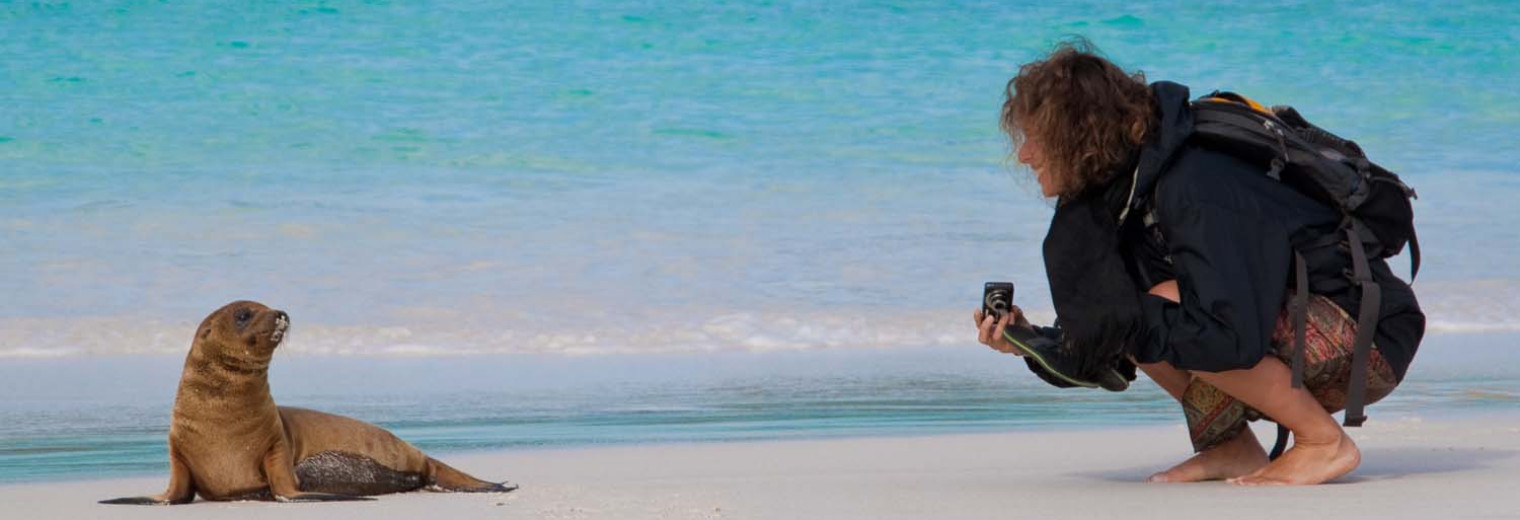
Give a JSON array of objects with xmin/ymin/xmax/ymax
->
[{"xmin": 1200, "ymin": 91, "xmax": 1271, "ymax": 115}]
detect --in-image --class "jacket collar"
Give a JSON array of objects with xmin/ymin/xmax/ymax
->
[{"xmin": 1117, "ymin": 81, "xmax": 1194, "ymax": 226}]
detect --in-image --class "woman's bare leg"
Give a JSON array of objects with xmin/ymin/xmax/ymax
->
[
  {"xmin": 1137, "ymin": 360, "xmax": 1268, "ymax": 483},
  {"xmin": 1137, "ymin": 359, "xmax": 1190, "ymax": 400},
  {"xmin": 1192, "ymin": 356, "xmax": 1360, "ymax": 485}
]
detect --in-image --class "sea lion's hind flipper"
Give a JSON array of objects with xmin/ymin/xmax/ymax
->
[
  {"xmin": 424, "ymin": 457, "xmax": 518, "ymax": 493},
  {"xmin": 486, "ymin": 481, "xmax": 520, "ymax": 493},
  {"xmin": 431, "ymin": 481, "xmax": 518, "ymax": 493}
]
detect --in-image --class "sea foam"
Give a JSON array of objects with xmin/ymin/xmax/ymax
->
[{"xmin": 2, "ymin": 291, "xmax": 1514, "ymax": 359}]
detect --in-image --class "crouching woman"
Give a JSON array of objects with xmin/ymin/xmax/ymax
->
[{"xmin": 974, "ymin": 41, "xmax": 1424, "ymax": 486}]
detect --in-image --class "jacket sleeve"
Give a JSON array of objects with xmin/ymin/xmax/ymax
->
[
  {"xmin": 1023, "ymin": 325, "xmax": 1080, "ymax": 388},
  {"xmin": 1138, "ymin": 196, "xmax": 1292, "ymax": 372},
  {"xmin": 1020, "ymin": 325, "xmax": 1137, "ymax": 389}
]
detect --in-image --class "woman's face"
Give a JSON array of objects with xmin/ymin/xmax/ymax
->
[{"xmin": 1017, "ymin": 133, "xmax": 1057, "ymax": 197}]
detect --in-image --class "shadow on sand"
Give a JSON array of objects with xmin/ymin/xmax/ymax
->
[{"xmin": 1082, "ymin": 447, "xmax": 1515, "ymax": 484}]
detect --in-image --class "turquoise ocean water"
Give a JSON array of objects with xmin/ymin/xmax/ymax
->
[{"xmin": 2, "ymin": 1, "xmax": 1518, "ymax": 483}]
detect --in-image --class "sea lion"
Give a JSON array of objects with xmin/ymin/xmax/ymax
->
[{"xmin": 101, "ymin": 301, "xmax": 516, "ymax": 505}]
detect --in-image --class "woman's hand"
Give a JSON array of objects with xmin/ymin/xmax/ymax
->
[{"xmin": 974, "ymin": 305, "xmax": 1032, "ymax": 356}]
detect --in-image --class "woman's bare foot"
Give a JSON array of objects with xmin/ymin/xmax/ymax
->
[
  {"xmin": 1147, "ymin": 428, "xmax": 1269, "ymax": 483},
  {"xmin": 1230, "ymin": 431, "xmax": 1360, "ymax": 486}
]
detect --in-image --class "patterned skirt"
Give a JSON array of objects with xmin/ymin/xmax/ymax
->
[{"xmin": 1181, "ymin": 293, "xmax": 1399, "ymax": 453}]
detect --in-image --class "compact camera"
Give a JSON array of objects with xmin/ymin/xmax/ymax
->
[{"xmin": 982, "ymin": 282, "xmax": 1015, "ymax": 322}]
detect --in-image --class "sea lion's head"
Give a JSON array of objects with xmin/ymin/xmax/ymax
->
[{"xmin": 192, "ymin": 300, "xmax": 290, "ymax": 367}]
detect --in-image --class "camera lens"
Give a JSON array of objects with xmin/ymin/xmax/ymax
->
[{"xmin": 985, "ymin": 291, "xmax": 1009, "ymax": 315}]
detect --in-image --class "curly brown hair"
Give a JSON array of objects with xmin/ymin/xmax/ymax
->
[{"xmin": 1001, "ymin": 39, "xmax": 1154, "ymax": 197}]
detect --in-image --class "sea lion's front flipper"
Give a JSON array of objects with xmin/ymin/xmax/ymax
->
[
  {"xmin": 100, "ymin": 445, "xmax": 196, "ymax": 505},
  {"xmin": 99, "ymin": 496, "xmax": 179, "ymax": 505}
]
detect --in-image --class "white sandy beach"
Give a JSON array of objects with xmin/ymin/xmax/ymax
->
[{"xmin": 5, "ymin": 416, "xmax": 1517, "ymax": 520}]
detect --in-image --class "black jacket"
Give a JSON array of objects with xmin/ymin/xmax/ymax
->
[{"xmin": 1041, "ymin": 82, "xmax": 1424, "ymax": 382}]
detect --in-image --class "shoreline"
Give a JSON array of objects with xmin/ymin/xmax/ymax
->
[
  {"xmin": 5, "ymin": 415, "xmax": 1518, "ymax": 519},
  {"xmin": 8, "ymin": 404, "xmax": 1517, "ymax": 486},
  {"xmin": 4, "ymin": 332, "xmax": 1519, "ymax": 489}
]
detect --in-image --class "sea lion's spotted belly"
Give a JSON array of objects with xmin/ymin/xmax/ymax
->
[{"xmin": 294, "ymin": 451, "xmax": 427, "ymax": 496}]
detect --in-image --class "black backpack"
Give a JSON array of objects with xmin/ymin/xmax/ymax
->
[
  {"xmin": 1190, "ymin": 92, "xmax": 1419, "ymax": 274},
  {"xmin": 1169, "ymin": 92, "xmax": 1419, "ymax": 457}
]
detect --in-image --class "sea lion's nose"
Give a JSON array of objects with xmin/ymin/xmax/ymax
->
[{"xmin": 270, "ymin": 310, "xmax": 291, "ymax": 344}]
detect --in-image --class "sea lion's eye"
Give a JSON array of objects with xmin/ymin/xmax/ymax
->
[{"xmin": 236, "ymin": 309, "xmax": 253, "ymax": 326}]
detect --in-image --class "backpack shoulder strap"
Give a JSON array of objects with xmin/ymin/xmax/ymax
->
[
  {"xmin": 1190, "ymin": 97, "xmax": 1293, "ymax": 181},
  {"xmin": 1342, "ymin": 221, "xmax": 1383, "ymax": 427}
]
